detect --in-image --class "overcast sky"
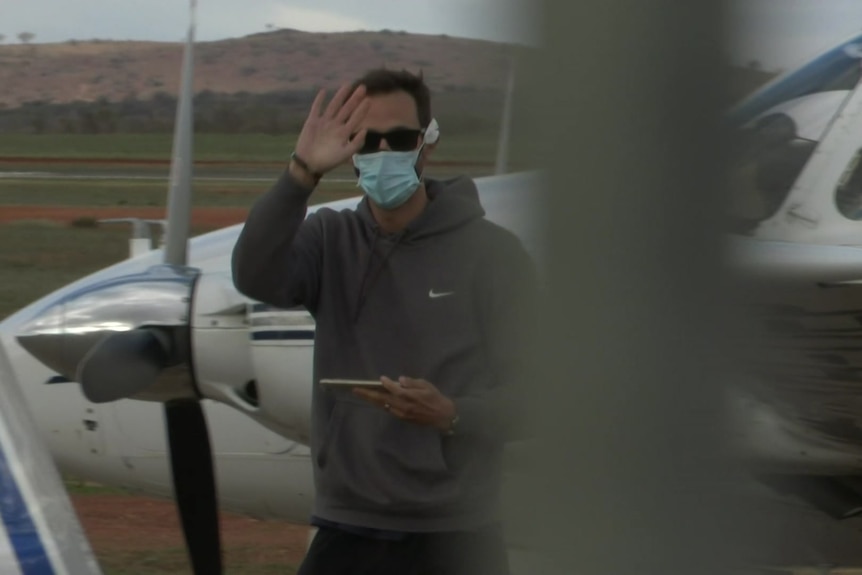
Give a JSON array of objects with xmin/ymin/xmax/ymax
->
[
  {"xmin": 2, "ymin": 1, "xmax": 859, "ymax": 71},
  {"xmin": 728, "ymin": 0, "xmax": 861, "ymax": 70},
  {"xmin": 2, "ymin": 0, "xmax": 538, "ymax": 46}
]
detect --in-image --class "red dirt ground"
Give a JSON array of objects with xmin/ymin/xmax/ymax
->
[{"xmin": 70, "ymin": 492, "xmax": 310, "ymax": 571}]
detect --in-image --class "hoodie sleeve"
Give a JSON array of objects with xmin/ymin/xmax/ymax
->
[
  {"xmin": 231, "ymin": 169, "xmax": 323, "ymax": 313},
  {"xmin": 452, "ymin": 230, "xmax": 540, "ymax": 443}
]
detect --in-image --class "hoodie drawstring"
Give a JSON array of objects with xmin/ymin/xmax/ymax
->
[{"xmin": 353, "ymin": 230, "xmax": 405, "ymax": 323}]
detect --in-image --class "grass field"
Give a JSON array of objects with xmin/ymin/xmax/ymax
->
[
  {"xmin": 0, "ymin": 190, "xmax": 353, "ymax": 320},
  {"xmin": 0, "ymin": 221, "xmax": 129, "ymax": 318},
  {"xmin": 0, "ymin": 134, "xmax": 301, "ymax": 161},
  {"xmin": 0, "ymin": 178, "xmax": 363, "ymax": 207}
]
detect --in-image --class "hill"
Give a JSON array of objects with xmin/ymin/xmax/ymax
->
[
  {"xmin": 0, "ymin": 27, "xmax": 778, "ymax": 137},
  {"xmin": 0, "ymin": 29, "xmax": 515, "ymax": 108}
]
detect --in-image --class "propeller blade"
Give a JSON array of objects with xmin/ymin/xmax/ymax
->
[
  {"xmin": 494, "ymin": 52, "xmax": 516, "ymax": 176},
  {"xmin": 77, "ymin": 329, "xmax": 171, "ymax": 403},
  {"xmin": 95, "ymin": 4, "xmax": 222, "ymax": 572},
  {"xmin": 163, "ymin": 0, "xmax": 197, "ymax": 267},
  {"xmin": 165, "ymin": 400, "xmax": 223, "ymax": 574}
]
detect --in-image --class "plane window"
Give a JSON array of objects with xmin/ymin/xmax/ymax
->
[
  {"xmin": 756, "ymin": 138, "xmax": 816, "ymax": 200},
  {"xmin": 835, "ymin": 149, "xmax": 862, "ymax": 220},
  {"xmin": 726, "ymin": 34, "xmax": 862, "ymax": 234},
  {"xmin": 727, "ymin": 114, "xmax": 817, "ymax": 233}
]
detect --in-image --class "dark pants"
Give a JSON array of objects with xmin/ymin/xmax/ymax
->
[{"xmin": 296, "ymin": 523, "xmax": 511, "ymax": 575}]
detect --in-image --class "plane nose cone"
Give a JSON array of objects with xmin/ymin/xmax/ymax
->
[
  {"xmin": 16, "ymin": 302, "xmax": 90, "ymax": 381},
  {"xmin": 15, "ymin": 265, "xmax": 196, "ymax": 382}
]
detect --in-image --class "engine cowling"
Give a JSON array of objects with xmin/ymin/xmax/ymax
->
[
  {"xmin": 17, "ymin": 268, "xmax": 315, "ymax": 446},
  {"xmin": 17, "ymin": 265, "xmax": 199, "ymax": 403},
  {"xmin": 190, "ymin": 272, "xmax": 314, "ymax": 445}
]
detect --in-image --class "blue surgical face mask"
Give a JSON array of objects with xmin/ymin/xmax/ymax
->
[{"xmin": 352, "ymin": 147, "xmax": 423, "ymax": 210}]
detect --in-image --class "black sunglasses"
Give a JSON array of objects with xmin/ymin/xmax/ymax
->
[{"xmin": 354, "ymin": 128, "xmax": 423, "ymax": 154}]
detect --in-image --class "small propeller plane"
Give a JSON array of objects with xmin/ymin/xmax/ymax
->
[
  {"xmin": 9, "ymin": 0, "xmax": 862, "ymax": 571},
  {"xmin": 0, "ymin": 1, "xmax": 543, "ymax": 573}
]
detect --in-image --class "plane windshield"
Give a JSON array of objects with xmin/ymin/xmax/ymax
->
[{"xmin": 727, "ymin": 35, "xmax": 862, "ymax": 233}]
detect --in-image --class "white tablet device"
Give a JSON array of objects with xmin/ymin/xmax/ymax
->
[{"xmin": 319, "ymin": 378, "xmax": 384, "ymax": 388}]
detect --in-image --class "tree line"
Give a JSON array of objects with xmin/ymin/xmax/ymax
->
[
  {"xmin": 0, "ymin": 88, "xmax": 502, "ymax": 135},
  {"xmin": 1, "ymin": 90, "xmax": 319, "ymax": 135}
]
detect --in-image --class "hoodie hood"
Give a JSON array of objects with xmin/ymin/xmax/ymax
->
[{"xmin": 356, "ymin": 176, "xmax": 485, "ymax": 243}]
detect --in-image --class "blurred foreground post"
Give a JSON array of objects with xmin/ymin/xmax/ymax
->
[{"xmin": 502, "ymin": 0, "xmax": 741, "ymax": 573}]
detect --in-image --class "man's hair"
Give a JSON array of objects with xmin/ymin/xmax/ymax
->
[{"xmin": 351, "ymin": 69, "xmax": 431, "ymax": 128}]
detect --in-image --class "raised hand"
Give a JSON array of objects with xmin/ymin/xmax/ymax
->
[{"xmin": 293, "ymin": 83, "xmax": 370, "ymax": 177}]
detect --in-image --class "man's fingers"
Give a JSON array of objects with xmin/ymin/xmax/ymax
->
[
  {"xmin": 348, "ymin": 128, "xmax": 368, "ymax": 154},
  {"xmin": 381, "ymin": 376, "xmax": 408, "ymax": 396},
  {"xmin": 308, "ymin": 88, "xmax": 327, "ymax": 119},
  {"xmin": 323, "ymin": 83, "xmax": 352, "ymax": 119},
  {"xmin": 344, "ymin": 99, "xmax": 371, "ymax": 134},
  {"xmin": 352, "ymin": 388, "xmax": 408, "ymax": 416},
  {"xmin": 353, "ymin": 388, "xmax": 388, "ymax": 404},
  {"xmin": 397, "ymin": 377, "xmax": 428, "ymax": 390},
  {"xmin": 336, "ymin": 85, "xmax": 368, "ymax": 124}
]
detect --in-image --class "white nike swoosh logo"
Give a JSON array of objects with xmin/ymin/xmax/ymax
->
[{"xmin": 429, "ymin": 289, "xmax": 455, "ymax": 299}]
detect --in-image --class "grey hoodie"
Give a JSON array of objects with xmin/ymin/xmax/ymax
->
[{"xmin": 231, "ymin": 169, "xmax": 537, "ymax": 532}]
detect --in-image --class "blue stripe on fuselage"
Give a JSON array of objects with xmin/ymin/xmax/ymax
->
[
  {"xmin": 250, "ymin": 303, "xmax": 306, "ymax": 313},
  {"xmin": 0, "ymin": 441, "xmax": 54, "ymax": 574},
  {"xmin": 251, "ymin": 330, "xmax": 315, "ymax": 341}
]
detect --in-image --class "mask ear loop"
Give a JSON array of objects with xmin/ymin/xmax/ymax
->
[
  {"xmin": 424, "ymin": 118, "xmax": 440, "ymax": 145},
  {"xmin": 416, "ymin": 118, "xmax": 439, "ymax": 180},
  {"xmin": 414, "ymin": 143, "xmax": 428, "ymax": 180}
]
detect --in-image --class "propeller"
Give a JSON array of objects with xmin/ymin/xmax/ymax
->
[
  {"xmin": 78, "ymin": 1, "xmax": 224, "ymax": 572},
  {"xmin": 495, "ymin": 51, "xmax": 516, "ymax": 176},
  {"xmin": 78, "ymin": 328, "xmax": 171, "ymax": 403}
]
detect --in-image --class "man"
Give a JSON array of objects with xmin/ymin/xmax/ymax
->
[{"xmin": 231, "ymin": 69, "xmax": 536, "ymax": 574}]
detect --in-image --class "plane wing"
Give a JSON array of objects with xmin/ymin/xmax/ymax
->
[{"xmin": 0, "ymin": 340, "xmax": 101, "ymax": 574}]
